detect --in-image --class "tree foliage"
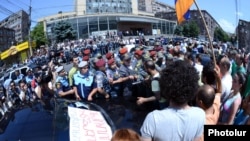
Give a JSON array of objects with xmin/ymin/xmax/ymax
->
[
  {"xmin": 182, "ymin": 24, "xmax": 190, "ymax": 37},
  {"xmin": 188, "ymin": 21, "xmax": 200, "ymax": 38},
  {"xmin": 174, "ymin": 25, "xmax": 183, "ymax": 36},
  {"xmin": 31, "ymin": 22, "xmax": 47, "ymax": 47},
  {"xmin": 52, "ymin": 20, "xmax": 76, "ymax": 43},
  {"xmin": 213, "ymin": 27, "xmax": 229, "ymax": 42},
  {"xmin": 174, "ymin": 21, "xmax": 200, "ymax": 38}
]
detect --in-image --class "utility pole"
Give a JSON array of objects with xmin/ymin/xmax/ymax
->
[{"xmin": 28, "ymin": 0, "xmax": 33, "ymax": 57}]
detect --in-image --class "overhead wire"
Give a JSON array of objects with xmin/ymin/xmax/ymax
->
[
  {"xmin": 5, "ymin": 0, "xmax": 24, "ymax": 10},
  {"xmin": 0, "ymin": 2, "xmax": 82, "ymax": 24}
]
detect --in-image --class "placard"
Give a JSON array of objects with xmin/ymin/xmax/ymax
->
[{"xmin": 68, "ymin": 106, "xmax": 112, "ymax": 141}]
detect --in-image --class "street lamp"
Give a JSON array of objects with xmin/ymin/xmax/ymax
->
[
  {"xmin": 28, "ymin": 0, "xmax": 33, "ymax": 57},
  {"xmin": 58, "ymin": 11, "xmax": 63, "ymax": 20}
]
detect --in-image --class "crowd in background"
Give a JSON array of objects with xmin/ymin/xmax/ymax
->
[{"xmin": 1, "ymin": 35, "xmax": 250, "ymax": 140}]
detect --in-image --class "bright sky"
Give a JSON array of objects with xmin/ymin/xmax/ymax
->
[
  {"xmin": 162, "ymin": 0, "xmax": 250, "ymax": 33},
  {"xmin": 0, "ymin": 0, "xmax": 249, "ymax": 33}
]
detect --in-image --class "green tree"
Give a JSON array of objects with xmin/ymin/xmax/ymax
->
[
  {"xmin": 214, "ymin": 27, "xmax": 229, "ymax": 42},
  {"xmin": 52, "ymin": 20, "xmax": 76, "ymax": 43},
  {"xmin": 31, "ymin": 22, "xmax": 48, "ymax": 48},
  {"xmin": 182, "ymin": 24, "xmax": 190, "ymax": 37},
  {"xmin": 174, "ymin": 25, "xmax": 183, "ymax": 36},
  {"xmin": 182, "ymin": 21, "xmax": 200, "ymax": 38},
  {"xmin": 188, "ymin": 21, "xmax": 200, "ymax": 38}
]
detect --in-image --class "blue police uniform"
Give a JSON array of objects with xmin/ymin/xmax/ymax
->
[
  {"xmin": 78, "ymin": 56, "xmax": 83, "ymax": 62},
  {"xmin": 55, "ymin": 76, "xmax": 71, "ymax": 95},
  {"xmin": 95, "ymin": 70, "xmax": 111, "ymax": 96},
  {"xmin": 73, "ymin": 71, "xmax": 97, "ymax": 99},
  {"xmin": 119, "ymin": 64, "xmax": 135, "ymax": 96},
  {"xmin": 106, "ymin": 68, "xmax": 121, "ymax": 97},
  {"xmin": 25, "ymin": 75, "xmax": 34, "ymax": 84}
]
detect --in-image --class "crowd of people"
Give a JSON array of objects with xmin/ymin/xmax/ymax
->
[{"xmin": 1, "ymin": 36, "xmax": 250, "ymax": 140}]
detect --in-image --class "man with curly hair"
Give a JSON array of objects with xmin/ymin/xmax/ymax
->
[{"xmin": 140, "ymin": 60, "xmax": 205, "ymax": 141}]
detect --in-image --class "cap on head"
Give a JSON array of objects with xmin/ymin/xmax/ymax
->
[
  {"xmin": 134, "ymin": 50, "xmax": 143, "ymax": 56},
  {"xmin": 150, "ymin": 51, "xmax": 157, "ymax": 57},
  {"xmin": 119, "ymin": 47, "xmax": 128, "ymax": 55},
  {"xmin": 107, "ymin": 58, "xmax": 115, "ymax": 66},
  {"xmin": 56, "ymin": 66, "xmax": 64, "ymax": 73},
  {"xmin": 78, "ymin": 61, "xmax": 88, "ymax": 68},
  {"xmin": 106, "ymin": 52, "xmax": 113, "ymax": 60},
  {"xmin": 95, "ymin": 59, "xmax": 106, "ymax": 67}
]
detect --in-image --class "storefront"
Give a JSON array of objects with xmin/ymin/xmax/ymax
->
[{"xmin": 0, "ymin": 41, "xmax": 36, "ymax": 65}]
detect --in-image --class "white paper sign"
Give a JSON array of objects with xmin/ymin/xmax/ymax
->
[{"xmin": 68, "ymin": 106, "xmax": 112, "ymax": 141}]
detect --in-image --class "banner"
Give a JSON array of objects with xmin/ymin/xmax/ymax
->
[{"xmin": 68, "ymin": 106, "xmax": 112, "ymax": 141}]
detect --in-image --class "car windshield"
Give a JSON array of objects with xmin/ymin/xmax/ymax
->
[{"xmin": 0, "ymin": 98, "xmax": 116, "ymax": 141}]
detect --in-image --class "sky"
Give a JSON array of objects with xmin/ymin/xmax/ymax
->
[{"xmin": 0, "ymin": 0, "xmax": 249, "ymax": 33}]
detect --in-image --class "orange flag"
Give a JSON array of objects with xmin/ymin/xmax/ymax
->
[{"xmin": 175, "ymin": 0, "xmax": 194, "ymax": 24}]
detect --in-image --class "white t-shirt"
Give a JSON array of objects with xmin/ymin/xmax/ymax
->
[
  {"xmin": 221, "ymin": 73, "xmax": 233, "ymax": 103},
  {"xmin": 141, "ymin": 107, "xmax": 205, "ymax": 141}
]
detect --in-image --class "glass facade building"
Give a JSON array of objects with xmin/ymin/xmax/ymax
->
[
  {"xmin": 86, "ymin": 0, "xmax": 132, "ymax": 14},
  {"xmin": 43, "ymin": 0, "xmax": 177, "ymax": 40},
  {"xmin": 46, "ymin": 15, "xmax": 176, "ymax": 39}
]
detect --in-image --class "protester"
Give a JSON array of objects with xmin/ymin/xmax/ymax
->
[
  {"xmin": 218, "ymin": 71, "xmax": 246, "ymax": 125},
  {"xmin": 140, "ymin": 60, "xmax": 205, "ymax": 141},
  {"xmin": 136, "ymin": 60, "xmax": 167, "ymax": 109},
  {"xmin": 196, "ymin": 65, "xmax": 222, "ymax": 125},
  {"xmin": 68, "ymin": 55, "xmax": 79, "ymax": 87},
  {"xmin": 234, "ymin": 95, "xmax": 250, "ymax": 125}
]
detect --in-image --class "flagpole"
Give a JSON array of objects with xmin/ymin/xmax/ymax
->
[{"xmin": 193, "ymin": 0, "xmax": 217, "ymax": 65}]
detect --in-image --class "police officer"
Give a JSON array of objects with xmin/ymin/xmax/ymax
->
[
  {"xmin": 119, "ymin": 53, "xmax": 138, "ymax": 97},
  {"xmin": 73, "ymin": 61, "xmax": 97, "ymax": 101},
  {"xmin": 95, "ymin": 59, "xmax": 111, "ymax": 99},
  {"xmin": 25, "ymin": 68, "xmax": 34, "ymax": 84},
  {"xmin": 132, "ymin": 49, "xmax": 144, "ymax": 73},
  {"xmin": 55, "ymin": 66, "xmax": 75, "ymax": 99},
  {"xmin": 115, "ymin": 47, "xmax": 128, "ymax": 68},
  {"xmin": 106, "ymin": 58, "xmax": 121, "ymax": 97}
]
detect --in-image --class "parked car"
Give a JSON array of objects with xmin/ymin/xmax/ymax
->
[
  {"xmin": 0, "ymin": 98, "xmax": 116, "ymax": 141},
  {"xmin": 0, "ymin": 95, "xmax": 153, "ymax": 140},
  {"xmin": 0, "ymin": 65, "xmax": 30, "ymax": 84},
  {"xmin": 148, "ymin": 38, "xmax": 155, "ymax": 46}
]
